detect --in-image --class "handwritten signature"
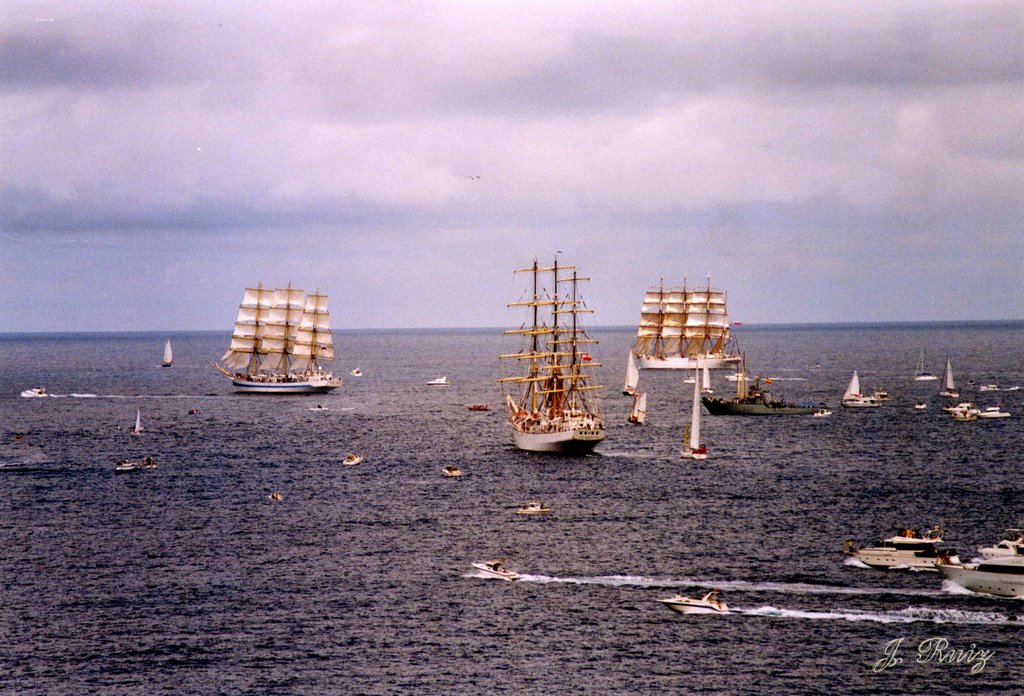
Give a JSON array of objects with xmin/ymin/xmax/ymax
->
[{"xmin": 873, "ymin": 637, "xmax": 995, "ymax": 675}]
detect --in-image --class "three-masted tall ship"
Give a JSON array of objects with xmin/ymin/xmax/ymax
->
[
  {"xmin": 499, "ymin": 258, "xmax": 605, "ymax": 453},
  {"xmin": 632, "ymin": 277, "xmax": 740, "ymax": 370},
  {"xmin": 215, "ymin": 282, "xmax": 341, "ymax": 394}
]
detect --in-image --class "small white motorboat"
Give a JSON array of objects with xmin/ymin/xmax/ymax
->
[
  {"xmin": 949, "ymin": 403, "xmax": 980, "ymax": 421},
  {"xmin": 976, "ymin": 405, "xmax": 1011, "ymax": 419},
  {"xmin": 114, "ymin": 459, "xmax": 139, "ymax": 473},
  {"xmin": 978, "ymin": 384, "xmax": 999, "ymax": 392},
  {"xmin": 20, "ymin": 387, "xmax": 48, "ymax": 398},
  {"xmin": 516, "ymin": 501, "xmax": 550, "ymax": 515},
  {"xmin": 269, "ymin": 492, "xmax": 283, "ymax": 501},
  {"xmin": 914, "ymin": 402, "xmax": 927, "ymax": 410},
  {"xmin": 442, "ymin": 465, "xmax": 463, "ymax": 477},
  {"xmin": 871, "ymin": 389, "xmax": 891, "ymax": 402},
  {"xmin": 343, "ymin": 453, "xmax": 363, "ymax": 466},
  {"xmin": 309, "ymin": 404, "xmax": 330, "ymax": 411},
  {"xmin": 427, "ymin": 376, "xmax": 449, "ymax": 386},
  {"xmin": 350, "ymin": 368, "xmax": 362, "ymax": 377},
  {"xmin": 471, "ymin": 559, "xmax": 519, "ymax": 581},
  {"xmin": 658, "ymin": 590, "xmax": 729, "ymax": 615},
  {"xmin": 813, "ymin": 408, "xmax": 832, "ymax": 418}
]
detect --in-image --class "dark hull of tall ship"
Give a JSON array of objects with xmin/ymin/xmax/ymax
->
[{"xmin": 701, "ymin": 396, "xmax": 820, "ymax": 416}]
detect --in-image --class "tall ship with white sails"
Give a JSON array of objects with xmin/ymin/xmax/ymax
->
[
  {"xmin": 215, "ymin": 283, "xmax": 341, "ymax": 394},
  {"xmin": 632, "ymin": 277, "xmax": 740, "ymax": 370},
  {"xmin": 499, "ymin": 258, "xmax": 605, "ymax": 453}
]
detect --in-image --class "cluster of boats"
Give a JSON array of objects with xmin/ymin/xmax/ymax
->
[{"xmin": 846, "ymin": 526, "xmax": 1024, "ymax": 597}]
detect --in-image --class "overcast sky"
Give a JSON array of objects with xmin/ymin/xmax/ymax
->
[{"xmin": 2, "ymin": 1, "xmax": 1022, "ymax": 332}]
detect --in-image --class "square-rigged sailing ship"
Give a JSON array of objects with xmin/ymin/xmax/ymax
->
[
  {"xmin": 215, "ymin": 283, "xmax": 341, "ymax": 394},
  {"xmin": 499, "ymin": 258, "xmax": 605, "ymax": 453}
]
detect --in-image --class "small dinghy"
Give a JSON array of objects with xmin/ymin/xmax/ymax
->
[
  {"xmin": 343, "ymin": 453, "xmax": 363, "ymax": 466},
  {"xmin": 471, "ymin": 559, "xmax": 519, "ymax": 581},
  {"xmin": 442, "ymin": 465, "xmax": 463, "ymax": 477}
]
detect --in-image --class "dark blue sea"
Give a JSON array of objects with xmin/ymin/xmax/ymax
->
[{"xmin": 1, "ymin": 324, "xmax": 1022, "ymax": 694}]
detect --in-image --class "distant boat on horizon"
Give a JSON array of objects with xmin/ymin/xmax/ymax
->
[{"xmin": 162, "ymin": 339, "xmax": 173, "ymax": 367}]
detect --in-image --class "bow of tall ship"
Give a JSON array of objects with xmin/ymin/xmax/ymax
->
[
  {"xmin": 499, "ymin": 258, "xmax": 605, "ymax": 454},
  {"xmin": 632, "ymin": 277, "xmax": 740, "ymax": 370},
  {"xmin": 215, "ymin": 283, "xmax": 342, "ymax": 394}
]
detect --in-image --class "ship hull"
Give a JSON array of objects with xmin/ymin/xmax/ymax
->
[
  {"xmin": 511, "ymin": 426, "xmax": 605, "ymax": 454},
  {"xmin": 637, "ymin": 355, "xmax": 740, "ymax": 370},
  {"xmin": 937, "ymin": 563, "xmax": 1024, "ymax": 597},
  {"xmin": 230, "ymin": 376, "xmax": 341, "ymax": 394},
  {"xmin": 702, "ymin": 397, "xmax": 818, "ymax": 415}
]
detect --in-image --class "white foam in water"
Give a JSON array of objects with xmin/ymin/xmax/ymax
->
[{"xmin": 740, "ymin": 605, "xmax": 1017, "ymax": 625}]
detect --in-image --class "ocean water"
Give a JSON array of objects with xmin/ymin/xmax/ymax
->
[{"xmin": 1, "ymin": 324, "xmax": 1022, "ymax": 695}]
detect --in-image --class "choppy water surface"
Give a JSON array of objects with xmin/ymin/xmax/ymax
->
[{"xmin": 1, "ymin": 324, "xmax": 1022, "ymax": 694}]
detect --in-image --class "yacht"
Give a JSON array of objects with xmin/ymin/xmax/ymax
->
[
  {"xmin": 841, "ymin": 371, "xmax": 880, "ymax": 408},
  {"xmin": 845, "ymin": 526, "xmax": 959, "ymax": 570},
  {"xmin": 976, "ymin": 405, "xmax": 1011, "ymax": 419},
  {"xmin": 937, "ymin": 556, "xmax": 1024, "ymax": 598},
  {"xmin": 658, "ymin": 590, "xmax": 729, "ymax": 615},
  {"xmin": 948, "ymin": 402, "xmax": 980, "ymax": 421},
  {"xmin": 471, "ymin": 560, "xmax": 518, "ymax": 581},
  {"xmin": 979, "ymin": 529, "xmax": 1024, "ymax": 559}
]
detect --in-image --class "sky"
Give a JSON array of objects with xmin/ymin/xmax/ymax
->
[{"xmin": 1, "ymin": 0, "xmax": 1022, "ymax": 332}]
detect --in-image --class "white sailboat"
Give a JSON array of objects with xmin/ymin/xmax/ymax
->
[
  {"xmin": 499, "ymin": 258, "xmax": 606, "ymax": 454},
  {"xmin": 627, "ymin": 392, "xmax": 647, "ymax": 424},
  {"xmin": 632, "ymin": 276, "xmax": 740, "ymax": 370},
  {"xmin": 623, "ymin": 352, "xmax": 640, "ymax": 395},
  {"xmin": 682, "ymin": 365, "xmax": 707, "ymax": 459},
  {"xmin": 701, "ymin": 365, "xmax": 713, "ymax": 394},
  {"xmin": 841, "ymin": 371, "xmax": 880, "ymax": 408},
  {"xmin": 912, "ymin": 350, "xmax": 935, "ymax": 381},
  {"xmin": 162, "ymin": 339, "xmax": 173, "ymax": 367},
  {"xmin": 130, "ymin": 409, "xmax": 143, "ymax": 435},
  {"xmin": 938, "ymin": 356, "xmax": 959, "ymax": 397},
  {"xmin": 215, "ymin": 283, "xmax": 341, "ymax": 394}
]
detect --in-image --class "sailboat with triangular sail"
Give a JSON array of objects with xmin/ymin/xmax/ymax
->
[
  {"xmin": 841, "ymin": 370, "xmax": 880, "ymax": 408},
  {"xmin": 938, "ymin": 356, "xmax": 959, "ymax": 397},
  {"xmin": 628, "ymin": 392, "xmax": 647, "ymax": 424},
  {"xmin": 162, "ymin": 339, "xmax": 173, "ymax": 367},
  {"xmin": 913, "ymin": 350, "xmax": 936, "ymax": 381},
  {"xmin": 623, "ymin": 352, "xmax": 640, "ymax": 395},
  {"xmin": 701, "ymin": 365, "xmax": 713, "ymax": 393},
  {"xmin": 682, "ymin": 364, "xmax": 708, "ymax": 458},
  {"xmin": 130, "ymin": 409, "xmax": 143, "ymax": 435}
]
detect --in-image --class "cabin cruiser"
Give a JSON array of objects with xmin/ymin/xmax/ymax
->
[
  {"xmin": 343, "ymin": 453, "xmax": 363, "ymax": 466},
  {"xmin": 947, "ymin": 402, "xmax": 980, "ymax": 421},
  {"xmin": 937, "ymin": 556, "xmax": 1024, "ymax": 598},
  {"xmin": 658, "ymin": 590, "xmax": 729, "ymax": 615},
  {"xmin": 845, "ymin": 526, "xmax": 959, "ymax": 570},
  {"xmin": 516, "ymin": 501, "xmax": 550, "ymax": 515},
  {"xmin": 20, "ymin": 387, "xmax": 48, "ymax": 398},
  {"xmin": 976, "ymin": 405, "xmax": 1011, "ymax": 419},
  {"xmin": 979, "ymin": 529, "xmax": 1024, "ymax": 559},
  {"xmin": 472, "ymin": 559, "xmax": 518, "ymax": 581}
]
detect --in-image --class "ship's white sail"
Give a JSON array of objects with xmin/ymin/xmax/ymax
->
[
  {"xmin": 624, "ymin": 352, "xmax": 640, "ymax": 394},
  {"xmin": 499, "ymin": 258, "xmax": 605, "ymax": 453},
  {"xmin": 701, "ymin": 365, "xmax": 712, "ymax": 393},
  {"xmin": 215, "ymin": 282, "xmax": 341, "ymax": 394},
  {"xmin": 130, "ymin": 409, "xmax": 143, "ymax": 435},
  {"xmin": 843, "ymin": 371, "xmax": 861, "ymax": 401},
  {"xmin": 162, "ymin": 339, "xmax": 173, "ymax": 367},
  {"xmin": 939, "ymin": 356, "xmax": 959, "ymax": 396},
  {"xmin": 633, "ymin": 277, "xmax": 740, "ymax": 370},
  {"xmin": 628, "ymin": 392, "xmax": 647, "ymax": 424},
  {"xmin": 683, "ymin": 365, "xmax": 707, "ymax": 458}
]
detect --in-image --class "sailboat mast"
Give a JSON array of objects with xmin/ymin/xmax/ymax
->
[{"xmin": 530, "ymin": 260, "xmax": 540, "ymax": 413}]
